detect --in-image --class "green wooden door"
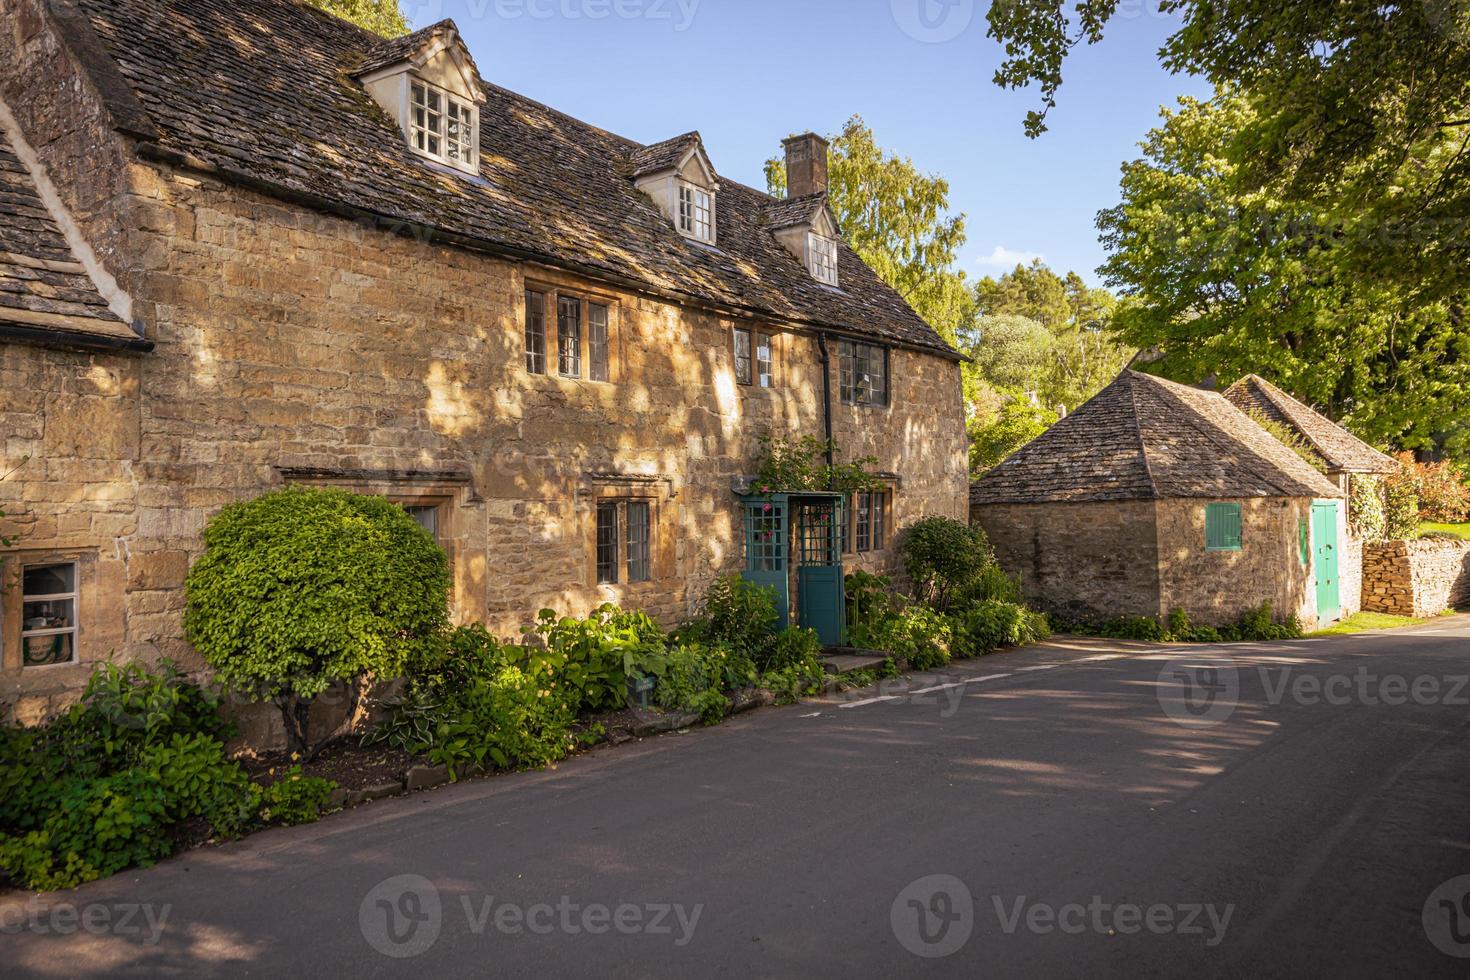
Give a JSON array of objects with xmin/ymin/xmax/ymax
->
[
  {"xmin": 1312, "ymin": 502, "xmax": 1341, "ymax": 621},
  {"xmin": 742, "ymin": 498, "xmax": 790, "ymax": 630},
  {"xmin": 795, "ymin": 499, "xmax": 846, "ymax": 646}
]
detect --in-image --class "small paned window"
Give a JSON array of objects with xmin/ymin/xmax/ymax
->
[
  {"xmin": 22, "ymin": 563, "xmax": 78, "ymax": 668},
  {"xmin": 734, "ymin": 328, "xmax": 753, "ymax": 386},
  {"xmin": 596, "ymin": 503, "xmax": 619, "ymax": 584},
  {"xmin": 626, "ymin": 502, "xmax": 651, "ymax": 583},
  {"xmin": 525, "ymin": 289, "xmax": 546, "ymax": 374},
  {"xmin": 1205, "ymin": 503, "xmax": 1243, "ymax": 551},
  {"xmin": 679, "ymin": 183, "xmax": 714, "ymax": 242},
  {"xmin": 809, "ymin": 233, "xmax": 838, "ymax": 285},
  {"xmin": 839, "ymin": 341, "xmax": 888, "ymax": 406},
  {"xmin": 756, "ymin": 333, "xmax": 773, "ymax": 388},
  {"xmin": 558, "ymin": 295, "xmax": 582, "ymax": 378},
  {"xmin": 855, "ymin": 491, "xmax": 888, "ymax": 552},
  {"xmin": 410, "ymin": 81, "xmax": 476, "ymax": 168},
  {"xmin": 588, "ymin": 303, "xmax": 610, "ymax": 383}
]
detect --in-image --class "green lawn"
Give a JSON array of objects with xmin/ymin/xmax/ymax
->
[
  {"xmin": 1308, "ymin": 611, "xmax": 1429, "ymax": 637},
  {"xmin": 1420, "ymin": 522, "xmax": 1470, "ymax": 540}
]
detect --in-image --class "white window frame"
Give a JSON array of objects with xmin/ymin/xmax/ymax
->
[
  {"xmin": 20, "ymin": 561, "xmax": 79, "ymax": 668},
  {"xmin": 678, "ymin": 182, "xmax": 715, "ymax": 243},
  {"xmin": 410, "ymin": 79, "xmax": 478, "ymax": 173},
  {"xmin": 809, "ymin": 233, "xmax": 839, "ymax": 285}
]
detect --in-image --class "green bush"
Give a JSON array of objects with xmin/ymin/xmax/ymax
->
[
  {"xmin": 956, "ymin": 601, "xmax": 1050, "ymax": 655},
  {"xmin": 655, "ymin": 643, "xmax": 739, "ymax": 725},
  {"xmin": 1349, "ymin": 475, "xmax": 1387, "ymax": 542},
  {"xmin": 184, "ymin": 487, "xmax": 451, "ymax": 757},
  {"xmin": 0, "ymin": 661, "xmax": 267, "ymax": 891},
  {"xmin": 523, "ymin": 605, "xmax": 664, "ymax": 712},
  {"xmin": 1384, "ymin": 465, "xmax": 1422, "ymax": 540},
  {"xmin": 901, "ymin": 517, "xmax": 993, "ymax": 611},
  {"xmin": 259, "ymin": 766, "xmax": 337, "ymax": 826},
  {"xmin": 844, "ymin": 570, "xmax": 900, "ymax": 647},
  {"xmin": 758, "ymin": 642, "xmax": 827, "ymax": 705},
  {"xmin": 681, "ymin": 575, "xmax": 783, "ymax": 670},
  {"xmin": 767, "ymin": 626, "xmax": 823, "ymax": 673}
]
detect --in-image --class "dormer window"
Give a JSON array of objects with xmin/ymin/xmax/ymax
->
[
  {"xmin": 679, "ymin": 183, "xmax": 714, "ymax": 242},
  {"xmin": 411, "ymin": 81, "xmax": 477, "ymax": 169},
  {"xmin": 809, "ymin": 233, "xmax": 838, "ymax": 285}
]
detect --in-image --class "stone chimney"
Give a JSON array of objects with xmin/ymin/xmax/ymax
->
[{"xmin": 783, "ymin": 132, "xmax": 829, "ymax": 198}]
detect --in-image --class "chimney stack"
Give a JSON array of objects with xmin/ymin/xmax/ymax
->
[{"xmin": 783, "ymin": 132, "xmax": 829, "ymax": 198}]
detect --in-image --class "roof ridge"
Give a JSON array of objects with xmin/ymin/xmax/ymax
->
[{"xmin": 1125, "ymin": 372, "xmax": 1162, "ymax": 499}]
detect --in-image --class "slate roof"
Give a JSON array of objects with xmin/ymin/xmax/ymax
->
[
  {"xmin": 351, "ymin": 19, "xmax": 458, "ymax": 76},
  {"xmin": 762, "ymin": 192, "xmax": 831, "ymax": 230},
  {"xmin": 1223, "ymin": 374, "xmax": 1398, "ymax": 475},
  {"xmin": 60, "ymin": 0, "xmax": 956, "ymax": 358},
  {"xmin": 629, "ymin": 133, "xmax": 704, "ymax": 179},
  {"xmin": 970, "ymin": 371, "xmax": 1344, "ymax": 505},
  {"xmin": 0, "ymin": 128, "xmax": 139, "ymax": 346}
]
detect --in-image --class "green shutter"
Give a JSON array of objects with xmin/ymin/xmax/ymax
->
[
  {"xmin": 1205, "ymin": 503, "xmax": 1243, "ymax": 551},
  {"xmin": 1298, "ymin": 518, "xmax": 1310, "ymax": 566}
]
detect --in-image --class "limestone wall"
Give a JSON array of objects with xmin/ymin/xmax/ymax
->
[
  {"xmin": 0, "ymin": 0, "xmax": 968, "ymax": 726},
  {"xmin": 972, "ymin": 500, "xmax": 1162, "ymax": 622},
  {"xmin": 1362, "ymin": 540, "xmax": 1470, "ymax": 617}
]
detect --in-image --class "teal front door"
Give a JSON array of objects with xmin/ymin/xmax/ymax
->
[
  {"xmin": 794, "ymin": 498, "xmax": 846, "ymax": 646},
  {"xmin": 1312, "ymin": 502, "xmax": 1341, "ymax": 621},
  {"xmin": 742, "ymin": 497, "xmax": 790, "ymax": 629}
]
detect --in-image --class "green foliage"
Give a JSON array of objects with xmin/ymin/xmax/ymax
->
[
  {"xmin": 1350, "ymin": 475, "xmax": 1388, "ymax": 543},
  {"xmin": 1246, "ymin": 409, "xmax": 1328, "ymax": 473},
  {"xmin": 757, "ymin": 642, "xmax": 827, "ymax": 706},
  {"xmin": 752, "ymin": 433, "xmax": 880, "ymax": 495},
  {"xmin": 767, "ymin": 627, "xmax": 823, "ymax": 674},
  {"xmin": 874, "ymin": 606, "xmax": 954, "ymax": 671},
  {"xmin": 654, "ymin": 644, "xmax": 740, "ymax": 725},
  {"xmin": 844, "ymin": 571, "xmax": 901, "ymax": 648},
  {"xmin": 901, "ymin": 517, "xmax": 993, "ymax": 612},
  {"xmin": 524, "ymin": 605, "xmax": 665, "ymax": 713},
  {"xmin": 1067, "ymin": 603, "xmax": 1303, "ymax": 643},
  {"xmin": 1394, "ymin": 452, "xmax": 1470, "ymax": 523},
  {"xmin": 954, "ymin": 601, "xmax": 1051, "ymax": 656},
  {"xmin": 184, "ymin": 487, "xmax": 450, "ymax": 757},
  {"xmin": 968, "ymin": 387, "xmax": 1059, "ymax": 474},
  {"xmin": 259, "ymin": 766, "xmax": 337, "ymax": 826},
  {"xmin": 681, "ymin": 575, "xmax": 784, "ymax": 670},
  {"xmin": 0, "ymin": 661, "xmax": 268, "ymax": 891},
  {"xmin": 1384, "ymin": 463, "xmax": 1423, "ymax": 540},
  {"xmin": 301, "ymin": 0, "xmax": 409, "ymax": 36}
]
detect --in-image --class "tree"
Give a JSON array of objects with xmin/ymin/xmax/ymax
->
[
  {"xmin": 184, "ymin": 487, "xmax": 450, "ymax": 758},
  {"xmin": 303, "ymin": 0, "xmax": 410, "ymax": 37},
  {"xmin": 971, "ymin": 260, "xmax": 1130, "ymax": 415},
  {"xmin": 968, "ymin": 387, "xmax": 1058, "ymax": 474},
  {"xmin": 1098, "ymin": 93, "xmax": 1470, "ymax": 461},
  {"xmin": 764, "ymin": 116, "xmax": 975, "ymax": 347},
  {"xmin": 969, "ymin": 314, "xmax": 1053, "ymax": 393}
]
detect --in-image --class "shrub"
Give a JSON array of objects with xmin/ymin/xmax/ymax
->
[
  {"xmin": 956, "ymin": 601, "xmax": 1050, "ymax": 655},
  {"xmin": 845, "ymin": 571, "xmax": 900, "ymax": 647},
  {"xmin": 184, "ymin": 487, "xmax": 451, "ymax": 758},
  {"xmin": 1349, "ymin": 475, "xmax": 1387, "ymax": 542},
  {"xmin": 259, "ymin": 766, "xmax": 337, "ymax": 826},
  {"xmin": 523, "ymin": 605, "xmax": 664, "ymax": 713},
  {"xmin": 951, "ymin": 562, "xmax": 1022, "ymax": 607},
  {"xmin": 655, "ymin": 643, "xmax": 738, "ymax": 725},
  {"xmin": 759, "ymin": 642, "xmax": 827, "ymax": 705},
  {"xmin": 753, "ymin": 433, "xmax": 880, "ymax": 494},
  {"xmin": 147, "ymin": 732, "xmax": 262, "ymax": 838},
  {"xmin": 767, "ymin": 626, "xmax": 823, "ymax": 674},
  {"xmin": 681, "ymin": 575, "xmax": 782, "ymax": 669},
  {"xmin": 1383, "ymin": 468, "xmax": 1421, "ymax": 539},
  {"xmin": 902, "ymin": 517, "xmax": 993, "ymax": 611},
  {"xmin": 1395, "ymin": 452, "xmax": 1470, "ymax": 523}
]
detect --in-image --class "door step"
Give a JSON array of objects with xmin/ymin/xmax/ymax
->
[{"xmin": 820, "ymin": 649, "xmax": 891, "ymax": 676}]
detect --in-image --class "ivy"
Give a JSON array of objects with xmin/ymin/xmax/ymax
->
[{"xmin": 753, "ymin": 433, "xmax": 881, "ymax": 495}]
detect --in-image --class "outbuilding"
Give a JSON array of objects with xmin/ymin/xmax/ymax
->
[{"xmin": 970, "ymin": 371, "xmax": 1351, "ymax": 627}]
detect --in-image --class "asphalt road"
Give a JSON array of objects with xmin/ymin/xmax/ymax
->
[{"xmin": 5, "ymin": 618, "xmax": 1470, "ymax": 978}]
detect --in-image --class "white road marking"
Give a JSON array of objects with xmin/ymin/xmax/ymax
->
[
  {"xmin": 909, "ymin": 682, "xmax": 964, "ymax": 695},
  {"xmin": 799, "ymin": 712, "xmax": 823, "ymax": 718},
  {"xmin": 1076, "ymin": 654, "xmax": 1127, "ymax": 663},
  {"xmin": 838, "ymin": 695, "xmax": 901, "ymax": 709},
  {"xmin": 964, "ymin": 673, "xmax": 1012, "ymax": 684},
  {"xmin": 1016, "ymin": 665, "xmax": 1058, "ymax": 672}
]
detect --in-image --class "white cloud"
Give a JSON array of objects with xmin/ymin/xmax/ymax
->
[{"xmin": 975, "ymin": 245, "xmax": 1044, "ymax": 269}]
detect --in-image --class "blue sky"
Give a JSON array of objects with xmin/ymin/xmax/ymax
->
[{"xmin": 405, "ymin": 0, "xmax": 1212, "ymax": 287}]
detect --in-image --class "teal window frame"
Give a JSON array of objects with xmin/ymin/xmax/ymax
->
[{"xmin": 1205, "ymin": 502, "xmax": 1243, "ymax": 552}]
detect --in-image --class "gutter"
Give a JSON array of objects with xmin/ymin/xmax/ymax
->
[
  {"xmin": 132, "ymin": 142, "xmax": 965, "ymax": 364},
  {"xmin": 817, "ymin": 331, "xmax": 836, "ymax": 486},
  {"xmin": 0, "ymin": 322, "xmax": 154, "ymax": 354}
]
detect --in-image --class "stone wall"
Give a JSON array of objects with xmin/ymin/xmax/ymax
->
[
  {"xmin": 1362, "ymin": 539, "xmax": 1470, "ymax": 617},
  {"xmin": 0, "ymin": 0, "xmax": 969, "ymax": 732},
  {"xmin": 971, "ymin": 500, "xmax": 1162, "ymax": 622}
]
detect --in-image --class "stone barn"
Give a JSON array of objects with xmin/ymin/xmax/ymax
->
[{"xmin": 970, "ymin": 371, "xmax": 1352, "ymax": 628}]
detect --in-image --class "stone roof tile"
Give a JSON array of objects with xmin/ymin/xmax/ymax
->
[{"xmin": 1223, "ymin": 374, "xmax": 1398, "ymax": 474}]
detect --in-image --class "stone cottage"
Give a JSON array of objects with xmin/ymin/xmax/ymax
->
[
  {"xmin": 970, "ymin": 371, "xmax": 1352, "ymax": 628},
  {"xmin": 1223, "ymin": 373, "xmax": 1399, "ymax": 498},
  {"xmin": 0, "ymin": 0, "xmax": 968, "ymax": 722}
]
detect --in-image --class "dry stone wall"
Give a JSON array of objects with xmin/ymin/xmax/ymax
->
[{"xmin": 1362, "ymin": 540, "xmax": 1470, "ymax": 618}]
